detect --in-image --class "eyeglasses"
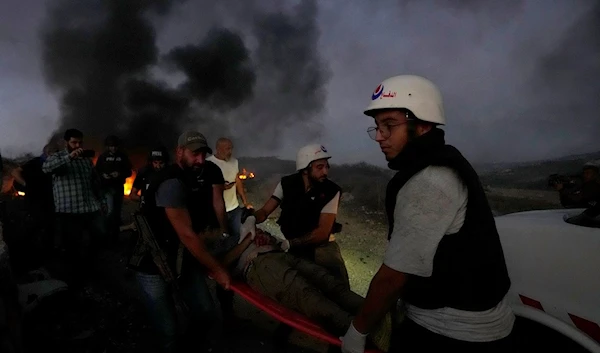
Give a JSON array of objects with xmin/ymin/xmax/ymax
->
[{"xmin": 367, "ymin": 121, "xmax": 409, "ymax": 140}]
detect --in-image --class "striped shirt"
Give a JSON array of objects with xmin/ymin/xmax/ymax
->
[{"xmin": 42, "ymin": 149, "xmax": 102, "ymax": 214}]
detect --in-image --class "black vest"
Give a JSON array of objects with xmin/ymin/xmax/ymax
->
[
  {"xmin": 140, "ymin": 164, "xmax": 218, "ymax": 272},
  {"xmin": 386, "ymin": 129, "xmax": 511, "ymax": 311},
  {"xmin": 277, "ymin": 173, "xmax": 341, "ymax": 257}
]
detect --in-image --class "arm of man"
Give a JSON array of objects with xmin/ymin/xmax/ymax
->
[
  {"xmin": 42, "ymin": 152, "xmax": 69, "ymax": 174},
  {"xmin": 129, "ymin": 188, "xmax": 141, "ymax": 201},
  {"xmin": 10, "ymin": 167, "xmax": 26, "ymax": 186},
  {"xmin": 234, "ymin": 159, "xmax": 251, "ymax": 207},
  {"xmin": 159, "ymin": 179, "xmax": 230, "ymax": 287},
  {"xmin": 351, "ymin": 167, "xmax": 466, "ymax": 335},
  {"xmin": 559, "ymin": 188, "xmax": 583, "ymax": 208},
  {"xmin": 235, "ymin": 176, "xmax": 250, "ymax": 207},
  {"xmin": 129, "ymin": 169, "xmax": 145, "ymax": 201},
  {"xmin": 288, "ymin": 191, "xmax": 340, "ymax": 248},
  {"xmin": 221, "ymin": 235, "xmax": 254, "ymax": 268},
  {"xmin": 254, "ymin": 182, "xmax": 283, "ymax": 223}
]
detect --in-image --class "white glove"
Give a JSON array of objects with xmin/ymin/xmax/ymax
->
[
  {"xmin": 239, "ymin": 216, "xmax": 256, "ymax": 244},
  {"xmin": 340, "ymin": 321, "xmax": 367, "ymax": 353},
  {"xmin": 279, "ymin": 239, "xmax": 290, "ymax": 252}
]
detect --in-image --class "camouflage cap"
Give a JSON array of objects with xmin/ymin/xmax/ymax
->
[{"xmin": 177, "ymin": 131, "xmax": 212, "ymax": 154}]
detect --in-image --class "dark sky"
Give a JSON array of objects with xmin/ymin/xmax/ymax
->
[{"xmin": 0, "ymin": 0, "xmax": 598, "ymax": 166}]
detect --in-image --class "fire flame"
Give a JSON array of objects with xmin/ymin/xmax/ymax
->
[
  {"xmin": 124, "ymin": 171, "xmax": 136, "ymax": 196},
  {"xmin": 238, "ymin": 168, "xmax": 255, "ymax": 180},
  {"xmin": 17, "ymin": 191, "xmax": 25, "ymax": 197}
]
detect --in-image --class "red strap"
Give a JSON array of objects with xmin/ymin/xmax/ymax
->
[{"xmin": 230, "ymin": 281, "xmax": 383, "ymax": 353}]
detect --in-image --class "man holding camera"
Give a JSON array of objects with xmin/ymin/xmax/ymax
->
[
  {"xmin": 42, "ymin": 128, "xmax": 107, "ymax": 286},
  {"xmin": 552, "ymin": 161, "xmax": 600, "ymax": 226}
]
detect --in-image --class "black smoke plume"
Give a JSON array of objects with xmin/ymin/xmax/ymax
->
[{"xmin": 40, "ymin": 0, "xmax": 329, "ymax": 163}]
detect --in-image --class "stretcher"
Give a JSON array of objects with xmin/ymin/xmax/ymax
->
[{"xmin": 230, "ymin": 281, "xmax": 385, "ymax": 353}]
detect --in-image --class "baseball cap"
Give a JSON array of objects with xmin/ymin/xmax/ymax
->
[{"xmin": 177, "ymin": 131, "xmax": 212, "ymax": 154}]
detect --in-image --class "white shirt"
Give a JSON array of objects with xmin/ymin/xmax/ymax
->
[
  {"xmin": 207, "ymin": 155, "xmax": 240, "ymax": 212},
  {"xmin": 384, "ymin": 166, "xmax": 514, "ymax": 342}
]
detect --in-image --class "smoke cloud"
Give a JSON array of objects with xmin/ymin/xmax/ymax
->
[{"xmin": 39, "ymin": 0, "xmax": 329, "ymax": 164}]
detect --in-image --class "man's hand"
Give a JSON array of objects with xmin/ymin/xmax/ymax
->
[
  {"xmin": 244, "ymin": 202, "xmax": 253, "ymax": 209},
  {"xmin": 239, "ymin": 215, "xmax": 256, "ymax": 244},
  {"xmin": 69, "ymin": 148, "xmax": 84, "ymax": 159},
  {"xmin": 279, "ymin": 239, "xmax": 290, "ymax": 252},
  {"xmin": 211, "ymin": 268, "xmax": 231, "ymax": 290},
  {"xmin": 340, "ymin": 322, "xmax": 367, "ymax": 353}
]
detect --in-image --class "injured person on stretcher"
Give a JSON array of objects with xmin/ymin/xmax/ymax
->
[{"xmin": 216, "ymin": 228, "xmax": 391, "ymax": 352}]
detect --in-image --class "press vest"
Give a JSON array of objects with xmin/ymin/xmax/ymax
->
[
  {"xmin": 386, "ymin": 145, "xmax": 511, "ymax": 311},
  {"xmin": 277, "ymin": 173, "xmax": 341, "ymax": 259}
]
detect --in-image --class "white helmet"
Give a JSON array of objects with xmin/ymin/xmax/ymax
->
[
  {"xmin": 296, "ymin": 144, "xmax": 331, "ymax": 171},
  {"xmin": 364, "ymin": 75, "xmax": 445, "ymax": 125}
]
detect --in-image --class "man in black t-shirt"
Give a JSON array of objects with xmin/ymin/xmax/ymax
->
[{"xmin": 129, "ymin": 131, "xmax": 231, "ymax": 353}]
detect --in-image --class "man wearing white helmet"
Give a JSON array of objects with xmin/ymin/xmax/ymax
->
[
  {"xmin": 252, "ymin": 144, "xmax": 348, "ymax": 284},
  {"xmin": 341, "ymin": 75, "xmax": 515, "ymax": 353}
]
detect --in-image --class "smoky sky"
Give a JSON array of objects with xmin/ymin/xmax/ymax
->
[
  {"xmin": 36, "ymin": 0, "xmax": 327, "ymax": 159},
  {"xmin": 0, "ymin": 0, "xmax": 598, "ymax": 166}
]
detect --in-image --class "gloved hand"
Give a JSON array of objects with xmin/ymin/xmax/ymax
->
[
  {"xmin": 279, "ymin": 239, "xmax": 290, "ymax": 252},
  {"xmin": 340, "ymin": 321, "xmax": 367, "ymax": 353},
  {"xmin": 239, "ymin": 215, "xmax": 256, "ymax": 244}
]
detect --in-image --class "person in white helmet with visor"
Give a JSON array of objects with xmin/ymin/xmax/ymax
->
[
  {"xmin": 340, "ymin": 75, "xmax": 516, "ymax": 353},
  {"xmin": 251, "ymin": 144, "xmax": 348, "ymax": 283}
]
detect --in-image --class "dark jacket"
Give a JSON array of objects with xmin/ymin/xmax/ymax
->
[{"xmin": 95, "ymin": 150, "xmax": 132, "ymax": 189}]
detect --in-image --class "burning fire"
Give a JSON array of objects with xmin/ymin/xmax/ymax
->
[
  {"xmin": 124, "ymin": 171, "xmax": 136, "ymax": 196},
  {"xmin": 238, "ymin": 168, "xmax": 254, "ymax": 180},
  {"xmin": 17, "ymin": 191, "xmax": 25, "ymax": 197},
  {"xmin": 90, "ymin": 157, "xmax": 135, "ymax": 196},
  {"xmin": 238, "ymin": 168, "xmax": 255, "ymax": 180}
]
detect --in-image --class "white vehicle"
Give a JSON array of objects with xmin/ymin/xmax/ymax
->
[{"xmin": 496, "ymin": 208, "xmax": 600, "ymax": 353}]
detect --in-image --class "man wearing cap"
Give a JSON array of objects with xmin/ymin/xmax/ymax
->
[
  {"xmin": 341, "ymin": 75, "xmax": 515, "ymax": 353},
  {"xmin": 130, "ymin": 131, "xmax": 231, "ymax": 353}
]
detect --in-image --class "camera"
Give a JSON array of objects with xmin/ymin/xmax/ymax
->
[
  {"xmin": 547, "ymin": 174, "xmax": 578, "ymax": 188},
  {"xmin": 81, "ymin": 149, "xmax": 96, "ymax": 158}
]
